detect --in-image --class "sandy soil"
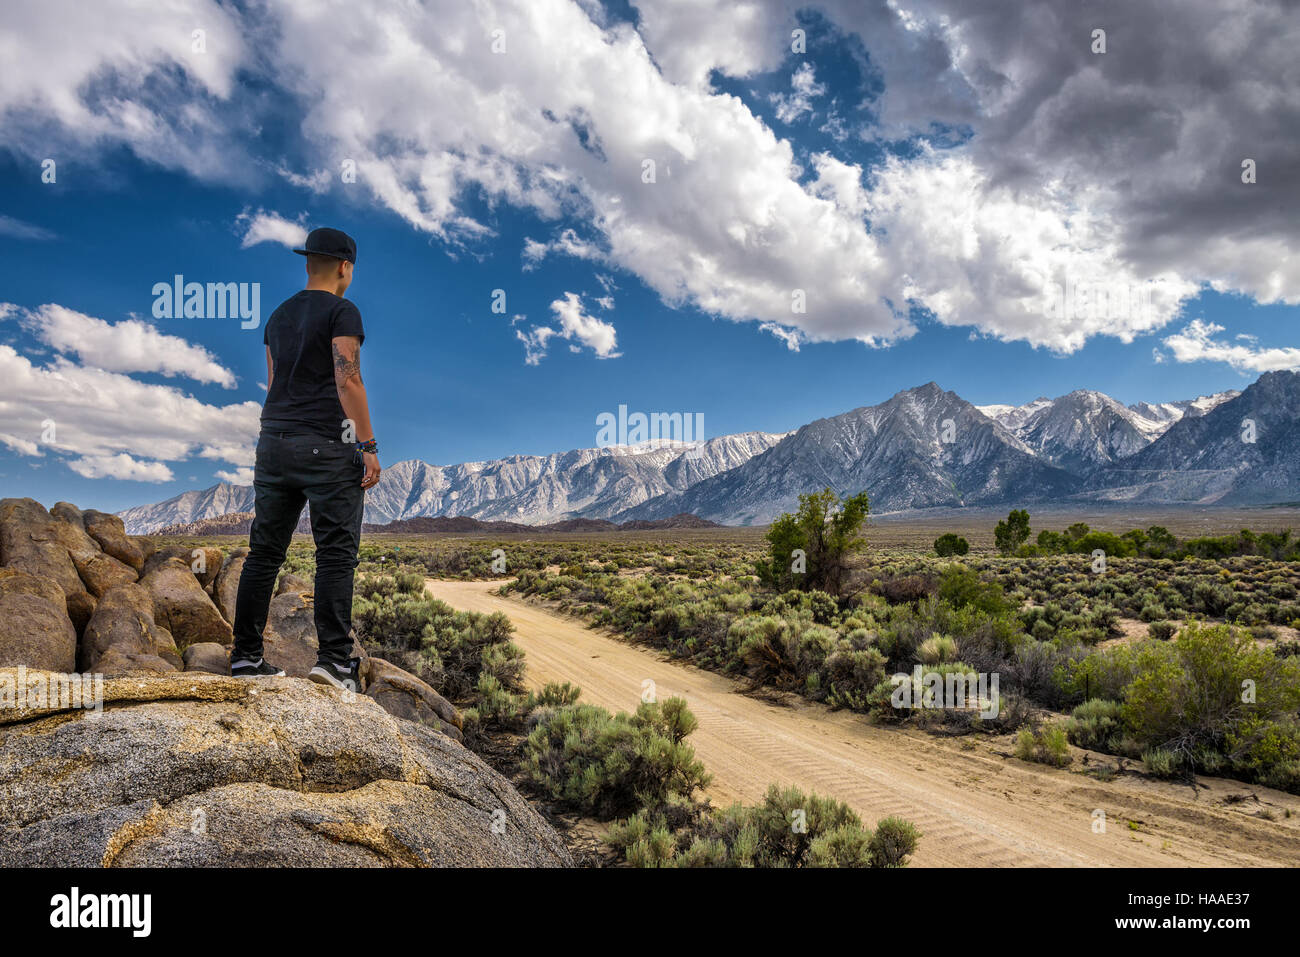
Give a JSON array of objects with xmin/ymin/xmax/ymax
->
[{"xmin": 426, "ymin": 577, "xmax": 1300, "ymax": 867}]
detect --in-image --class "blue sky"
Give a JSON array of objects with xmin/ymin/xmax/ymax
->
[{"xmin": 1, "ymin": 0, "xmax": 1297, "ymax": 513}]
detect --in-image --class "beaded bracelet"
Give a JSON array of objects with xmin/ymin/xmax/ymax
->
[{"xmin": 358, "ymin": 438, "xmax": 378, "ymax": 454}]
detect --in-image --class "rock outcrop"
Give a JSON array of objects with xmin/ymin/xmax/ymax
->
[
  {"xmin": 82, "ymin": 509, "xmax": 145, "ymax": 573},
  {"xmin": 0, "ymin": 671, "xmax": 570, "ymax": 868},
  {"xmin": 363, "ymin": 656, "xmax": 464, "ymax": 742},
  {"xmin": 263, "ymin": 592, "xmax": 318, "ymax": 676},
  {"xmin": 0, "ymin": 498, "xmax": 96, "ymax": 632},
  {"xmin": 80, "ymin": 583, "xmax": 181, "ymax": 673},
  {"xmin": 182, "ymin": 642, "xmax": 231, "ymax": 675},
  {"xmin": 49, "ymin": 502, "xmax": 137, "ymax": 599},
  {"xmin": 212, "ymin": 547, "xmax": 247, "ymax": 624},
  {"xmin": 140, "ymin": 558, "xmax": 233, "ymax": 648},
  {"xmin": 0, "ymin": 569, "xmax": 77, "ymax": 672}
]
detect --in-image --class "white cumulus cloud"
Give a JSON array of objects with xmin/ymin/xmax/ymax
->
[
  {"xmin": 69, "ymin": 453, "xmax": 174, "ymax": 483},
  {"xmin": 1162, "ymin": 320, "xmax": 1300, "ymax": 374},
  {"xmin": 10, "ymin": 303, "xmax": 236, "ymax": 387},
  {"xmin": 238, "ymin": 209, "xmax": 309, "ymax": 250}
]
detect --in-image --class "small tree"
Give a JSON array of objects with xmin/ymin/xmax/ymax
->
[
  {"xmin": 933, "ymin": 533, "xmax": 969, "ymax": 557},
  {"xmin": 1145, "ymin": 525, "xmax": 1179, "ymax": 558},
  {"xmin": 994, "ymin": 509, "xmax": 1031, "ymax": 555},
  {"xmin": 758, "ymin": 488, "xmax": 869, "ymax": 596}
]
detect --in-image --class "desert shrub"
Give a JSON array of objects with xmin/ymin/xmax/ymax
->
[
  {"xmin": 1192, "ymin": 580, "xmax": 1235, "ymax": 616},
  {"xmin": 1015, "ymin": 723, "xmax": 1072, "ymax": 767},
  {"xmin": 354, "ymin": 573, "xmax": 400, "ymax": 599},
  {"xmin": 874, "ymin": 574, "xmax": 936, "ymax": 604},
  {"xmin": 1148, "ymin": 620, "xmax": 1177, "ymax": 640},
  {"xmin": 731, "ymin": 615, "xmax": 844, "ymax": 692},
  {"xmin": 807, "ymin": 825, "xmax": 875, "ymax": 867},
  {"xmin": 1065, "ymin": 698, "xmax": 1123, "ymax": 751},
  {"xmin": 1225, "ymin": 716, "xmax": 1300, "ymax": 778},
  {"xmin": 527, "ymin": 680, "xmax": 582, "ymax": 710},
  {"xmin": 917, "ymin": 633, "xmax": 958, "ymax": 665},
  {"xmin": 523, "ymin": 697, "xmax": 711, "ymax": 818},
  {"xmin": 868, "ymin": 816, "xmax": 922, "ymax": 868},
  {"xmin": 1053, "ymin": 642, "xmax": 1142, "ymax": 705},
  {"xmin": 937, "ymin": 564, "xmax": 1014, "ymax": 617},
  {"xmin": 1139, "ymin": 602, "xmax": 1168, "ymax": 622},
  {"xmin": 934, "ymin": 533, "xmax": 970, "ymax": 557},
  {"xmin": 1141, "ymin": 747, "xmax": 1183, "ymax": 778},
  {"xmin": 1261, "ymin": 761, "xmax": 1300, "ymax": 793},
  {"xmin": 1007, "ymin": 639, "xmax": 1078, "ymax": 707},
  {"xmin": 470, "ymin": 672, "xmax": 529, "ymax": 727},
  {"xmin": 1073, "ymin": 531, "xmax": 1137, "ymax": 558},
  {"xmin": 606, "ymin": 784, "xmax": 917, "ymax": 868},
  {"xmin": 823, "ymin": 646, "xmax": 888, "ymax": 711},
  {"xmin": 395, "ymin": 570, "xmax": 426, "ymax": 595},
  {"xmin": 352, "ymin": 587, "xmax": 524, "ymax": 701},
  {"xmin": 1122, "ymin": 623, "xmax": 1300, "ymax": 769}
]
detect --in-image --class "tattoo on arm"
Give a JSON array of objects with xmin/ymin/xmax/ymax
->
[{"xmin": 332, "ymin": 337, "xmax": 362, "ymax": 388}]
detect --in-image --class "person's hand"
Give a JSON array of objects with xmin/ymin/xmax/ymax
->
[{"xmin": 361, "ymin": 451, "xmax": 381, "ymax": 490}]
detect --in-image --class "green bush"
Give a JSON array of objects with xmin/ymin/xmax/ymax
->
[
  {"xmin": 606, "ymin": 784, "xmax": 918, "ymax": 868},
  {"xmin": 934, "ymin": 533, "xmax": 970, "ymax": 557},
  {"xmin": 756, "ymin": 488, "xmax": 870, "ymax": 596},
  {"xmin": 1122, "ymin": 622, "xmax": 1300, "ymax": 767},
  {"xmin": 353, "ymin": 590, "xmax": 523, "ymax": 701},
  {"xmin": 995, "ymin": 509, "xmax": 1031, "ymax": 555},
  {"xmin": 1148, "ymin": 620, "xmax": 1177, "ymax": 640},
  {"xmin": 917, "ymin": 633, "xmax": 957, "ymax": 665},
  {"xmin": 867, "ymin": 816, "xmax": 922, "ymax": 868},
  {"xmin": 1015, "ymin": 723, "xmax": 1072, "ymax": 767},
  {"xmin": 1141, "ymin": 747, "xmax": 1183, "ymax": 778},
  {"xmin": 1065, "ymin": 698, "xmax": 1123, "ymax": 751},
  {"xmin": 523, "ymin": 698, "xmax": 711, "ymax": 818}
]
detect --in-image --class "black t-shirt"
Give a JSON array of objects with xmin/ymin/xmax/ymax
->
[{"xmin": 261, "ymin": 290, "xmax": 365, "ymax": 436}]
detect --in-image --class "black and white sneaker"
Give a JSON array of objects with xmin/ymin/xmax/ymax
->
[
  {"xmin": 230, "ymin": 657, "xmax": 286, "ymax": 677},
  {"xmin": 308, "ymin": 657, "xmax": 362, "ymax": 694}
]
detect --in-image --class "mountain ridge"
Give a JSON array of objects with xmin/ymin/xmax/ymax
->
[{"xmin": 118, "ymin": 376, "xmax": 1294, "ymax": 532}]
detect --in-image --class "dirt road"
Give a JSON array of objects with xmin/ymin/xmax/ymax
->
[{"xmin": 426, "ymin": 578, "xmax": 1300, "ymax": 867}]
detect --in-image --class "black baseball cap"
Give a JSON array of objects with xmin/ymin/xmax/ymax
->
[{"xmin": 293, "ymin": 226, "xmax": 357, "ymax": 264}]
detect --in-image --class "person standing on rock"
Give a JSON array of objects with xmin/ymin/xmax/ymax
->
[{"xmin": 230, "ymin": 227, "xmax": 380, "ymax": 693}]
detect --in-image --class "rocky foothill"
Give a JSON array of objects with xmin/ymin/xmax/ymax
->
[{"xmin": 0, "ymin": 498, "xmax": 570, "ymax": 867}]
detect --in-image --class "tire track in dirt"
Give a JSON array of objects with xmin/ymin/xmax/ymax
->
[{"xmin": 427, "ymin": 578, "xmax": 1300, "ymax": 867}]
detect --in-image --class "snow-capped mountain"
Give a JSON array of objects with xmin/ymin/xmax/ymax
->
[
  {"xmin": 118, "ymin": 483, "xmax": 257, "ymax": 536},
  {"xmin": 980, "ymin": 389, "xmax": 1239, "ymax": 471},
  {"xmin": 615, "ymin": 383, "xmax": 1079, "ymax": 524},
  {"xmin": 1085, "ymin": 372, "xmax": 1300, "ymax": 505},
  {"xmin": 1125, "ymin": 392, "xmax": 1239, "ymax": 437},
  {"xmin": 976, "ymin": 397, "xmax": 1054, "ymax": 433},
  {"xmin": 118, "ymin": 378, "xmax": 1293, "ymax": 532},
  {"xmin": 118, "ymin": 431, "xmax": 788, "ymax": 533}
]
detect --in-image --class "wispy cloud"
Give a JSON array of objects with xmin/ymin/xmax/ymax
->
[
  {"xmin": 0, "ymin": 214, "xmax": 56, "ymax": 241},
  {"xmin": 1163, "ymin": 319, "xmax": 1300, "ymax": 373},
  {"xmin": 769, "ymin": 62, "xmax": 826, "ymax": 124}
]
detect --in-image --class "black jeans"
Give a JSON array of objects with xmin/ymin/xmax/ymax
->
[{"xmin": 232, "ymin": 431, "xmax": 364, "ymax": 665}]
